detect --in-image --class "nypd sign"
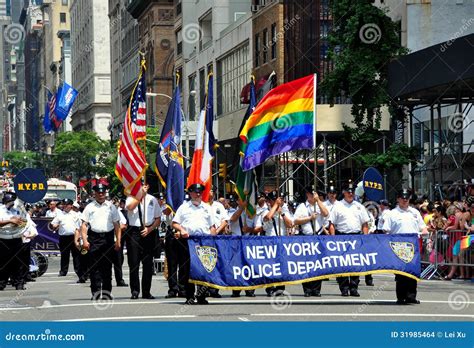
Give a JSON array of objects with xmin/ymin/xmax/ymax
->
[{"xmin": 13, "ymin": 168, "xmax": 48, "ymax": 203}]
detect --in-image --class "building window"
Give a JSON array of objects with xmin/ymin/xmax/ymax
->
[
  {"xmin": 62, "ymin": 0, "xmax": 68, "ymax": 5},
  {"xmin": 271, "ymin": 23, "xmax": 277, "ymax": 59},
  {"xmin": 262, "ymin": 28, "xmax": 268, "ymax": 64},
  {"xmin": 176, "ymin": 29, "xmax": 182, "ymax": 56},
  {"xmin": 255, "ymin": 33, "xmax": 260, "ymax": 67},
  {"xmin": 176, "ymin": 1, "xmax": 182, "ymax": 16},
  {"xmin": 199, "ymin": 12, "xmax": 212, "ymax": 51},
  {"xmin": 60, "ymin": 12, "xmax": 66, "ymax": 23},
  {"xmin": 188, "ymin": 74, "xmax": 196, "ymax": 121},
  {"xmin": 199, "ymin": 68, "xmax": 205, "ymax": 109},
  {"xmin": 217, "ymin": 44, "xmax": 250, "ymax": 116}
]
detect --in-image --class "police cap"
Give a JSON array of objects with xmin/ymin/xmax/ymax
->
[
  {"xmin": 188, "ymin": 183, "xmax": 205, "ymax": 193},
  {"xmin": 92, "ymin": 183, "xmax": 108, "ymax": 193},
  {"xmin": 2, "ymin": 192, "xmax": 16, "ymax": 204},
  {"xmin": 397, "ymin": 188, "xmax": 411, "ymax": 199},
  {"xmin": 62, "ymin": 198, "xmax": 74, "ymax": 205}
]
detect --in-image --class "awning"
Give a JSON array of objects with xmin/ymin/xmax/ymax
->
[{"xmin": 388, "ymin": 34, "xmax": 474, "ymax": 105}]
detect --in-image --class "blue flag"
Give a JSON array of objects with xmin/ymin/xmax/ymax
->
[
  {"xmin": 55, "ymin": 82, "xmax": 78, "ymax": 121},
  {"xmin": 43, "ymin": 91, "xmax": 55, "ymax": 133},
  {"xmin": 155, "ymin": 86, "xmax": 185, "ymax": 212}
]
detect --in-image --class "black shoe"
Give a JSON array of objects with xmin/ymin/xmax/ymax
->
[
  {"xmin": 0, "ymin": 286, "xmax": 5, "ymax": 291},
  {"xmin": 304, "ymin": 292, "xmax": 311, "ymax": 297},
  {"xmin": 197, "ymin": 298, "xmax": 209, "ymax": 305},
  {"xmin": 266, "ymin": 291, "xmax": 274, "ymax": 297},
  {"xmin": 341, "ymin": 291, "xmax": 349, "ymax": 297},
  {"xmin": 165, "ymin": 292, "xmax": 178, "ymax": 299},
  {"xmin": 142, "ymin": 294, "xmax": 155, "ymax": 300},
  {"xmin": 406, "ymin": 299, "xmax": 420, "ymax": 304},
  {"xmin": 58, "ymin": 273, "xmax": 67, "ymax": 277},
  {"xmin": 273, "ymin": 290, "xmax": 285, "ymax": 297},
  {"xmin": 116, "ymin": 281, "xmax": 128, "ymax": 287},
  {"xmin": 184, "ymin": 298, "xmax": 196, "ymax": 305},
  {"xmin": 77, "ymin": 279, "xmax": 86, "ymax": 284},
  {"xmin": 245, "ymin": 292, "xmax": 256, "ymax": 297},
  {"xmin": 312, "ymin": 292, "xmax": 321, "ymax": 297},
  {"xmin": 365, "ymin": 281, "xmax": 374, "ymax": 286},
  {"xmin": 15, "ymin": 284, "xmax": 25, "ymax": 290},
  {"xmin": 177, "ymin": 291, "xmax": 187, "ymax": 298},
  {"xmin": 231, "ymin": 293, "xmax": 240, "ymax": 298},
  {"xmin": 102, "ymin": 293, "xmax": 113, "ymax": 300},
  {"xmin": 396, "ymin": 299, "xmax": 407, "ymax": 305},
  {"xmin": 350, "ymin": 290, "xmax": 360, "ymax": 297},
  {"xmin": 131, "ymin": 291, "xmax": 139, "ymax": 300}
]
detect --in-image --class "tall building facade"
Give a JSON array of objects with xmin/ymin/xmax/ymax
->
[
  {"xmin": 127, "ymin": 0, "xmax": 175, "ymax": 129},
  {"xmin": 70, "ymin": 0, "xmax": 112, "ymax": 140},
  {"xmin": 108, "ymin": 0, "xmax": 139, "ymax": 141}
]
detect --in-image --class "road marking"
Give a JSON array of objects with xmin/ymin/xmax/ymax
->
[
  {"xmin": 238, "ymin": 317, "xmax": 250, "ymax": 322},
  {"xmin": 251, "ymin": 313, "xmax": 474, "ymax": 319},
  {"xmin": 0, "ymin": 298, "xmax": 472, "ymax": 311},
  {"xmin": 59, "ymin": 315, "xmax": 196, "ymax": 322}
]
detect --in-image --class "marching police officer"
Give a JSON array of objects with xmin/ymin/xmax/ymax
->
[
  {"xmin": 294, "ymin": 186, "xmax": 329, "ymax": 297},
  {"xmin": 228, "ymin": 195, "xmax": 257, "ymax": 297},
  {"xmin": 329, "ymin": 181, "xmax": 370, "ymax": 297},
  {"xmin": 80, "ymin": 184, "xmax": 121, "ymax": 300},
  {"xmin": 50, "ymin": 198, "xmax": 83, "ymax": 279},
  {"xmin": 382, "ymin": 189, "xmax": 427, "ymax": 304},
  {"xmin": 256, "ymin": 190, "xmax": 292, "ymax": 296},
  {"xmin": 172, "ymin": 183, "xmax": 216, "ymax": 305},
  {"xmin": 0, "ymin": 192, "xmax": 30, "ymax": 290},
  {"xmin": 125, "ymin": 183, "xmax": 162, "ymax": 299}
]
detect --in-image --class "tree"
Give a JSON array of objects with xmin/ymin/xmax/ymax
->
[
  {"xmin": 322, "ymin": 0, "xmax": 412, "ymax": 164},
  {"xmin": 3, "ymin": 151, "xmax": 41, "ymax": 174},
  {"xmin": 52, "ymin": 131, "xmax": 112, "ymax": 180}
]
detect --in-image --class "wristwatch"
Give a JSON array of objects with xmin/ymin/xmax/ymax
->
[{"xmin": 281, "ymin": 213, "xmax": 286, "ymax": 217}]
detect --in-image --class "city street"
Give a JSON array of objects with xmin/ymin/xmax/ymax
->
[{"xmin": 0, "ymin": 257, "xmax": 472, "ymax": 322}]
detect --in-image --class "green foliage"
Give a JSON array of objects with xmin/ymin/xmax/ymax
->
[
  {"xmin": 3, "ymin": 151, "xmax": 40, "ymax": 173},
  {"xmin": 52, "ymin": 131, "xmax": 112, "ymax": 179},
  {"xmin": 322, "ymin": 0, "xmax": 408, "ymax": 133},
  {"xmin": 355, "ymin": 143, "xmax": 419, "ymax": 170}
]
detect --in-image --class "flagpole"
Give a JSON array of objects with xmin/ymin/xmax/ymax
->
[
  {"xmin": 313, "ymin": 73, "xmax": 317, "ymax": 190},
  {"xmin": 140, "ymin": 52, "xmax": 148, "ymax": 227}
]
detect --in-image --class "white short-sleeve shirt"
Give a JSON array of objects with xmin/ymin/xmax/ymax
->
[
  {"xmin": 294, "ymin": 201, "xmax": 325, "ymax": 235},
  {"xmin": 51, "ymin": 210, "xmax": 82, "ymax": 236},
  {"xmin": 329, "ymin": 199, "xmax": 370, "ymax": 234},
  {"xmin": 126, "ymin": 194, "xmax": 162, "ymax": 227},
  {"xmin": 382, "ymin": 206, "xmax": 426, "ymax": 234},
  {"xmin": 173, "ymin": 201, "xmax": 215, "ymax": 236},
  {"xmin": 82, "ymin": 200, "xmax": 120, "ymax": 233}
]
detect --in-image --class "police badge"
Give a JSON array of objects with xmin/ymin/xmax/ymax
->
[
  {"xmin": 390, "ymin": 242, "xmax": 415, "ymax": 263},
  {"xmin": 195, "ymin": 246, "xmax": 218, "ymax": 272}
]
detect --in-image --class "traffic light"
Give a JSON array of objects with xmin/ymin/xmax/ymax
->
[
  {"xmin": 218, "ymin": 163, "xmax": 227, "ymax": 179},
  {"xmin": 1, "ymin": 160, "xmax": 9, "ymax": 167}
]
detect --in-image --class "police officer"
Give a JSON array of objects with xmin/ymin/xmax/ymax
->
[
  {"xmin": 125, "ymin": 184, "xmax": 162, "ymax": 299},
  {"xmin": 228, "ymin": 195, "xmax": 257, "ymax": 298},
  {"xmin": 382, "ymin": 189, "xmax": 427, "ymax": 304},
  {"xmin": 172, "ymin": 183, "xmax": 216, "ymax": 305},
  {"xmin": 329, "ymin": 180, "xmax": 370, "ymax": 297},
  {"xmin": 256, "ymin": 190, "xmax": 292, "ymax": 296},
  {"xmin": 80, "ymin": 184, "xmax": 121, "ymax": 300},
  {"xmin": 45, "ymin": 200, "xmax": 62, "ymax": 218},
  {"xmin": 50, "ymin": 199, "xmax": 83, "ymax": 279},
  {"xmin": 0, "ymin": 192, "xmax": 29, "ymax": 290},
  {"xmin": 294, "ymin": 186, "xmax": 329, "ymax": 297}
]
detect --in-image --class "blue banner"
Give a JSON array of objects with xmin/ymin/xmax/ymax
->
[
  {"xmin": 189, "ymin": 234, "xmax": 420, "ymax": 289},
  {"xmin": 32, "ymin": 218, "xmax": 59, "ymax": 253},
  {"xmin": 363, "ymin": 167, "xmax": 385, "ymax": 201}
]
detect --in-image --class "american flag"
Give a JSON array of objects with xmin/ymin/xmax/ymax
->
[
  {"xmin": 130, "ymin": 73, "xmax": 147, "ymax": 140},
  {"xmin": 115, "ymin": 61, "xmax": 148, "ymax": 198},
  {"xmin": 48, "ymin": 91, "xmax": 62, "ymax": 131}
]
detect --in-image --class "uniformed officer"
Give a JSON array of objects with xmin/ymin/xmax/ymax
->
[
  {"xmin": 256, "ymin": 190, "xmax": 292, "ymax": 296},
  {"xmin": 329, "ymin": 181, "xmax": 370, "ymax": 297},
  {"xmin": 50, "ymin": 198, "xmax": 83, "ymax": 279},
  {"xmin": 382, "ymin": 189, "xmax": 427, "ymax": 304},
  {"xmin": 0, "ymin": 192, "xmax": 30, "ymax": 291},
  {"xmin": 45, "ymin": 200, "xmax": 62, "ymax": 218},
  {"xmin": 80, "ymin": 184, "xmax": 121, "ymax": 300},
  {"xmin": 172, "ymin": 183, "xmax": 216, "ymax": 305},
  {"xmin": 125, "ymin": 183, "xmax": 162, "ymax": 299},
  {"xmin": 228, "ymin": 195, "xmax": 257, "ymax": 298},
  {"xmin": 294, "ymin": 186, "xmax": 329, "ymax": 297}
]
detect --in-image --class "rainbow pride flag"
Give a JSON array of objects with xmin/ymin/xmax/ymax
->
[
  {"xmin": 460, "ymin": 235, "xmax": 473, "ymax": 250},
  {"xmin": 239, "ymin": 74, "xmax": 316, "ymax": 171}
]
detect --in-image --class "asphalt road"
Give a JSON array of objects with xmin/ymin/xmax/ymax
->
[{"xmin": 0, "ymin": 257, "xmax": 472, "ymax": 322}]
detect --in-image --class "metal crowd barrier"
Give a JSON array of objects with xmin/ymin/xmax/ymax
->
[{"xmin": 420, "ymin": 229, "xmax": 473, "ymax": 280}]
